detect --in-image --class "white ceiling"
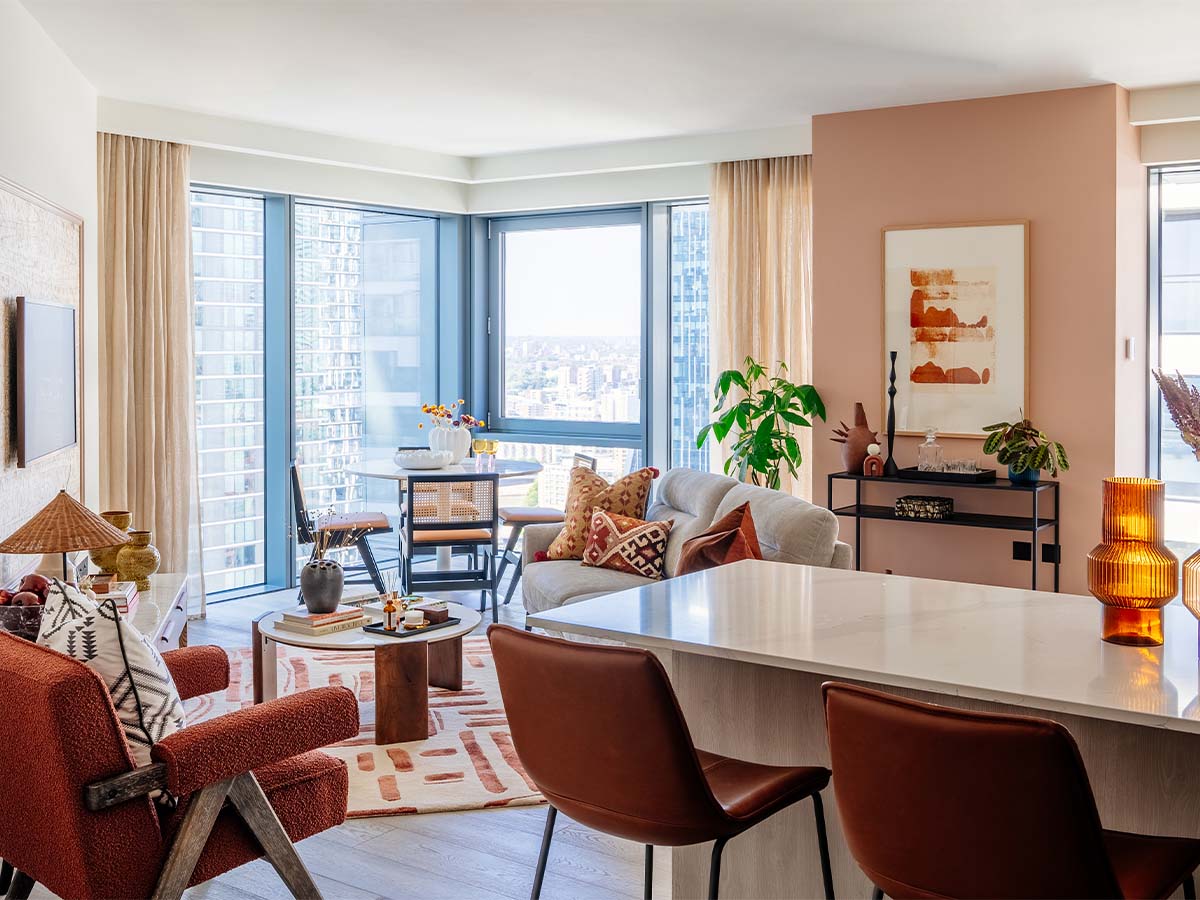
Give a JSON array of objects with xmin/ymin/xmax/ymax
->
[{"xmin": 22, "ymin": 0, "xmax": 1200, "ymax": 157}]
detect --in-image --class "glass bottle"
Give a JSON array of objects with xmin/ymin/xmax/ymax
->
[
  {"xmin": 917, "ymin": 428, "xmax": 945, "ymax": 472},
  {"xmin": 383, "ymin": 594, "xmax": 398, "ymax": 632}
]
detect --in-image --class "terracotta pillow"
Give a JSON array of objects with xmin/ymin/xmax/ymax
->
[
  {"xmin": 547, "ymin": 466, "xmax": 658, "ymax": 560},
  {"xmin": 582, "ymin": 509, "xmax": 673, "ymax": 580},
  {"xmin": 674, "ymin": 501, "xmax": 763, "ymax": 577}
]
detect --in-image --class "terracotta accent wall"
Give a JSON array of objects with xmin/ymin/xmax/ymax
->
[{"xmin": 812, "ymin": 84, "xmax": 1145, "ymax": 595}]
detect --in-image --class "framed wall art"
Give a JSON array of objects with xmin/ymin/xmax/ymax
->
[{"xmin": 882, "ymin": 221, "xmax": 1028, "ymax": 437}]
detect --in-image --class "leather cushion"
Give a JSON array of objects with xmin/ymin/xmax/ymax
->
[
  {"xmin": 697, "ymin": 749, "xmax": 829, "ymax": 824},
  {"xmin": 548, "ymin": 467, "xmax": 658, "ymax": 560},
  {"xmin": 499, "ymin": 506, "xmax": 565, "ymax": 524},
  {"xmin": 406, "ymin": 528, "xmax": 493, "ymax": 543},
  {"xmin": 316, "ymin": 512, "xmax": 390, "ymax": 531},
  {"xmin": 674, "ymin": 501, "xmax": 763, "ymax": 577},
  {"xmin": 1104, "ymin": 829, "xmax": 1200, "ymax": 900}
]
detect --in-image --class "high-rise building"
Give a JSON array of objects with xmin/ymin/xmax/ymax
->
[{"xmin": 670, "ymin": 203, "xmax": 711, "ymax": 471}]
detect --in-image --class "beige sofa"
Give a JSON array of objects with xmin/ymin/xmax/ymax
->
[{"xmin": 520, "ymin": 467, "xmax": 854, "ymax": 616}]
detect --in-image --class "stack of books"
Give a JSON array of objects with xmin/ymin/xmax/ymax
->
[
  {"xmin": 274, "ymin": 605, "xmax": 366, "ymax": 636},
  {"xmin": 92, "ymin": 579, "xmax": 139, "ymax": 618}
]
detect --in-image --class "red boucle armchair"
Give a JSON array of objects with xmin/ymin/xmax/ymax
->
[{"xmin": 0, "ymin": 634, "xmax": 359, "ymax": 900}]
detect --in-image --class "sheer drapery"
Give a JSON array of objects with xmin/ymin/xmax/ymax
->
[{"xmin": 709, "ymin": 155, "xmax": 815, "ymax": 497}]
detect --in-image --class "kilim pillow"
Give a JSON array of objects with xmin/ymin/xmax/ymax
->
[
  {"xmin": 674, "ymin": 501, "xmax": 763, "ymax": 577},
  {"xmin": 37, "ymin": 579, "xmax": 185, "ymax": 766},
  {"xmin": 582, "ymin": 509, "xmax": 673, "ymax": 579},
  {"xmin": 547, "ymin": 466, "xmax": 658, "ymax": 560}
]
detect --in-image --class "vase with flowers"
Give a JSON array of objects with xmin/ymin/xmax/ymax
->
[
  {"xmin": 419, "ymin": 400, "xmax": 486, "ymax": 464},
  {"xmin": 1154, "ymin": 369, "xmax": 1200, "ymax": 645}
]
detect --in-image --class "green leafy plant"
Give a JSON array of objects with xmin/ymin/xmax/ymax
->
[
  {"xmin": 982, "ymin": 418, "xmax": 1069, "ymax": 477},
  {"xmin": 696, "ymin": 357, "xmax": 826, "ymax": 489}
]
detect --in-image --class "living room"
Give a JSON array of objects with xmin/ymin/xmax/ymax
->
[{"xmin": 3, "ymin": 1, "xmax": 1200, "ymax": 898}]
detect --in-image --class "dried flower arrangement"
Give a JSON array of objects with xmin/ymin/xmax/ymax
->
[
  {"xmin": 1154, "ymin": 369, "xmax": 1200, "ymax": 462},
  {"xmin": 308, "ymin": 508, "xmax": 375, "ymax": 563},
  {"xmin": 418, "ymin": 400, "xmax": 485, "ymax": 431}
]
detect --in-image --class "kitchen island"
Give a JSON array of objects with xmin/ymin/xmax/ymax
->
[{"xmin": 528, "ymin": 559, "xmax": 1200, "ymax": 899}]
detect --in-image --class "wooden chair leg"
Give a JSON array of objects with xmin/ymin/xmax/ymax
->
[
  {"xmin": 228, "ymin": 772, "xmax": 323, "ymax": 899},
  {"xmin": 5, "ymin": 869, "xmax": 33, "ymax": 900},
  {"xmin": 356, "ymin": 536, "xmax": 386, "ymax": 594},
  {"xmin": 152, "ymin": 778, "xmax": 233, "ymax": 900}
]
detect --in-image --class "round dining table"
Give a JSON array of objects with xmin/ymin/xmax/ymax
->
[{"xmin": 344, "ymin": 456, "xmax": 544, "ymax": 569}]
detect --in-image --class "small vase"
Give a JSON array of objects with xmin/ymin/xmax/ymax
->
[
  {"xmin": 1183, "ymin": 549, "xmax": 1200, "ymax": 654},
  {"xmin": 90, "ymin": 510, "xmax": 132, "ymax": 574},
  {"xmin": 428, "ymin": 424, "xmax": 471, "ymax": 464},
  {"xmin": 1008, "ymin": 465, "xmax": 1040, "ymax": 485},
  {"xmin": 116, "ymin": 530, "xmax": 161, "ymax": 591},
  {"xmin": 300, "ymin": 559, "xmax": 344, "ymax": 614}
]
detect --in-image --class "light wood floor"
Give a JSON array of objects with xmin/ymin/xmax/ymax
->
[{"xmin": 32, "ymin": 572, "xmax": 664, "ymax": 900}]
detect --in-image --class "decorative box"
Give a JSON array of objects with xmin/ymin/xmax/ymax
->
[
  {"xmin": 412, "ymin": 600, "xmax": 450, "ymax": 624},
  {"xmin": 895, "ymin": 495, "xmax": 954, "ymax": 521}
]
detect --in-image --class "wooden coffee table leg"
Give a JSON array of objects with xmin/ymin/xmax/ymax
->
[
  {"xmin": 428, "ymin": 636, "xmax": 464, "ymax": 691},
  {"xmin": 375, "ymin": 641, "xmax": 430, "ymax": 744},
  {"xmin": 252, "ymin": 614, "xmax": 278, "ymax": 704}
]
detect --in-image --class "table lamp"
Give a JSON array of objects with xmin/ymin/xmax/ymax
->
[{"xmin": 0, "ymin": 490, "xmax": 131, "ymax": 581}]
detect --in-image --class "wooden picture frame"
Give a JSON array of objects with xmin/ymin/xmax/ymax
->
[{"xmin": 881, "ymin": 220, "xmax": 1029, "ymax": 438}]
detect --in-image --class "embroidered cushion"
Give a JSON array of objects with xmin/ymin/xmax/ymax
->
[
  {"xmin": 37, "ymin": 580, "xmax": 185, "ymax": 766},
  {"xmin": 547, "ymin": 466, "xmax": 658, "ymax": 560},
  {"xmin": 582, "ymin": 509, "xmax": 673, "ymax": 579},
  {"xmin": 674, "ymin": 501, "xmax": 763, "ymax": 577}
]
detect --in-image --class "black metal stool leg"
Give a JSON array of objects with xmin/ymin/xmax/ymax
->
[
  {"xmin": 644, "ymin": 845, "xmax": 653, "ymax": 900},
  {"xmin": 531, "ymin": 805, "xmax": 557, "ymax": 900},
  {"xmin": 6, "ymin": 870, "xmax": 34, "ymax": 900},
  {"xmin": 812, "ymin": 792, "xmax": 835, "ymax": 900},
  {"xmin": 1185, "ymin": 874, "xmax": 1196, "ymax": 900},
  {"xmin": 708, "ymin": 836, "xmax": 729, "ymax": 900},
  {"xmin": 0, "ymin": 861, "xmax": 11, "ymax": 895},
  {"xmin": 504, "ymin": 557, "xmax": 522, "ymax": 605},
  {"xmin": 497, "ymin": 524, "xmax": 523, "ymax": 583},
  {"xmin": 871, "ymin": 886, "xmax": 884, "ymax": 900}
]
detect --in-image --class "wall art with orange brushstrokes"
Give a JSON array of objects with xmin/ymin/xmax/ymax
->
[{"xmin": 883, "ymin": 222, "xmax": 1028, "ymax": 437}]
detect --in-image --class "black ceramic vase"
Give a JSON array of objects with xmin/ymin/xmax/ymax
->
[
  {"xmin": 300, "ymin": 559, "xmax": 345, "ymax": 614},
  {"xmin": 884, "ymin": 351, "xmax": 900, "ymax": 477}
]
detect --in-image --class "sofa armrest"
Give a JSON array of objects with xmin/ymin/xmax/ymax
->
[
  {"xmin": 523, "ymin": 522, "xmax": 563, "ymax": 561},
  {"xmin": 830, "ymin": 541, "xmax": 854, "ymax": 570},
  {"xmin": 152, "ymin": 685, "xmax": 359, "ymax": 796},
  {"xmin": 162, "ymin": 646, "xmax": 231, "ymax": 701}
]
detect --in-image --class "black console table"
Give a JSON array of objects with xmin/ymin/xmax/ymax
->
[{"xmin": 827, "ymin": 471, "xmax": 1061, "ymax": 591}]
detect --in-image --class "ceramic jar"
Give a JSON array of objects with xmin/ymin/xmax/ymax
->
[
  {"xmin": 428, "ymin": 424, "xmax": 471, "ymax": 464},
  {"xmin": 89, "ymin": 510, "xmax": 132, "ymax": 574},
  {"xmin": 300, "ymin": 559, "xmax": 344, "ymax": 614},
  {"xmin": 116, "ymin": 530, "xmax": 161, "ymax": 591}
]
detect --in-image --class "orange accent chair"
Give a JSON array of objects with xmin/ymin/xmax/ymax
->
[{"xmin": 0, "ymin": 635, "xmax": 358, "ymax": 900}]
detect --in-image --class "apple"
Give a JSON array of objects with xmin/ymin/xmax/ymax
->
[
  {"xmin": 18, "ymin": 574, "xmax": 50, "ymax": 595},
  {"xmin": 0, "ymin": 590, "xmax": 12, "ymax": 606},
  {"xmin": 11, "ymin": 591, "xmax": 41, "ymax": 607}
]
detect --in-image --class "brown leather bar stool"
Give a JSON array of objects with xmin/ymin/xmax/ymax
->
[
  {"xmin": 823, "ymin": 682, "xmax": 1200, "ymax": 900},
  {"xmin": 489, "ymin": 625, "xmax": 835, "ymax": 900}
]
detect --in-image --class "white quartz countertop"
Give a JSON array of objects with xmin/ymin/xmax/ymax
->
[{"xmin": 527, "ymin": 560, "xmax": 1200, "ymax": 734}]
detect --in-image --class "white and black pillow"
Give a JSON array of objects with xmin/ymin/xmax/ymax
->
[{"xmin": 37, "ymin": 580, "xmax": 185, "ymax": 766}]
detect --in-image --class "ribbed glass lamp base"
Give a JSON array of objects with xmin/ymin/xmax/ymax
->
[{"xmin": 1102, "ymin": 607, "xmax": 1164, "ymax": 647}]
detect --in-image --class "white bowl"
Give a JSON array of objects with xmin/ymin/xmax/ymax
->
[{"xmin": 394, "ymin": 449, "xmax": 454, "ymax": 469}]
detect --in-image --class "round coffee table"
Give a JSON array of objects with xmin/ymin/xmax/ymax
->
[{"xmin": 252, "ymin": 602, "xmax": 482, "ymax": 745}]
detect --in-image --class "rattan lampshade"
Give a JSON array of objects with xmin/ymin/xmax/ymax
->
[{"xmin": 0, "ymin": 490, "xmax": 130, "ymax": 554}]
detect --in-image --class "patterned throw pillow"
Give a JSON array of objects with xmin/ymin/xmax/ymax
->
[
  {"xmin": 674, "ymin": 501, "xmax": 763, "ymax": 577},
  {"xmin": 547, "ymin": 466, "xmax": 658, "ymax": 560},
  {"xmin": 37, "ymin": 580, "xmax": 185, "ymax": 766},
  {"xmin": 582, "ymin": 509, "xmax": 673, "ymax": 579}
]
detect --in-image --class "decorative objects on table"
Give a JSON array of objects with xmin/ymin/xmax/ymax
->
[
  {"xmin": 581, "ymin": 509, "xmax": 674, "ymax": 579},
  {"xmin": 831, "ymin": 403, "xmax": 879, "ymax": 475},
  {"xmin": 895, "ymin": 495, "xmax": 954, "ymax": 521},
  {"xmin": 275, "ymin": 604, "xmax": 366, "ymax": 637},
  {"xmin": 981, "ymin": 417, "xmax": 1069, "ymax": 485},
  {"xmin": 674, "ymin": 501, "xmax": 763, "ymax": 577},
  {"xmin": 0, "ymin": 573, "xmax": 52, "ymax": 640},
  {"xmin": 883, "ymin": 221, "xmax": 1028, "ymax": 437},
  {"xmin": 862, "ymin": 443, "xmax": 884, "ymax": 477},
  {"xmin": 899, "ymin": 465, "xmax": 997, "ymax": 483},
  {"xmin": 412, "ymin": 599, "xmax": 450, "ymax": 624},
  {"xmin": 1087, "ymin": 478, "xmax": 1178, "ymax": 647},
  {"xmin": 916, "ymin": 428, "xmax": 945, "ymax": 472},
  {"xmin": 419, "ymin": 400, "xmax": 485, "ymax": 465},
  {"xmin": 88, "ymin": 510, "xmax": 132, "ymax": 573},
  {"xmin": 393, "ymin": 448, "xmax": 453, "ymax": 469},
  {"xmin": 883, "ymin": 351, "xmax": 900, "ymax": 476},
  {"xmin": 115, "ymin": 529, "xmax": 160, "ymax": 591},
  {"xmin": 697, "ymin": 356, "xmax": 826, "ymax": 490},
  {"xmin": 0, "ymin": 490, "xmax": 130, "ymax": 580},
  {"xmin": 1153, "ymin": 369, "xmax": 1200, "ymax": 643},
  {"xmin": 547, "ymin": 465, "xmax": 658, "ymax": 560}
]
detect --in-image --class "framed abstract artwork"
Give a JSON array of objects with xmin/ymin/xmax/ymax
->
[{"xmin": 882, "ymin": 221, "xmax": 1028, "ymax": 437}]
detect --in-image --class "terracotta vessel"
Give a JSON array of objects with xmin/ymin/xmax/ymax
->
[
  {"xmin": 831, "ymin": 403, "xmax": 878, "ymax": 475},
  {"xmin": 116, "ymin": 530, "xmax": 161, "ymax": 591},
  {"xmin": 89, "ymin": 511, "xmax": 132, "ymax": 574}
]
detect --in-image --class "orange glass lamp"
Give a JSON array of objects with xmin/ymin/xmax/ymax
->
[{"xmin": 1087, "ymin": 478, "xmax": 1178, "ymax": 646}]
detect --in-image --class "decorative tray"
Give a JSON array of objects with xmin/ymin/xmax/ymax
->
[
  {"xmin": 897, "ymin": 466, "xmax": 997, "ymax": 483},
  {"xmin": 363, "ymin": 617, "xmax": 461, "ymax": 639}
]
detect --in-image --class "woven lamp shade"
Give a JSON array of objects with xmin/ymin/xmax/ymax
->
[{"xmin": 0, "ymin": 490, "xmax": 130, "ymax": 554}]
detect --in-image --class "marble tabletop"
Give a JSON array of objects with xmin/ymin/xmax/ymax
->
[
  {"xmin": 528, "ymin": 559, "xmax": 1200, "ymax": 734},
  {"xmin": 345, "ymin": 458, "xmax": 542, "ymax": 481}
]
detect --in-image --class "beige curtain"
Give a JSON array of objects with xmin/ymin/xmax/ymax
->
[
  {"xmin": 709, "ymin": 155, "xmax": 814, "ymax": 498},
  {"xmin": 97, "ymin": 133, "xmax": 201, "ymax": 595}
]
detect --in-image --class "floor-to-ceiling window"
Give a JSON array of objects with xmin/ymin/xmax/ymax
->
[{"xmin": 1151, "ymin": 168, "xmax": 1200, "ymax": 559}]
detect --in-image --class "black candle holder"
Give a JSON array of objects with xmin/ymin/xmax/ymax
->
[{"xmin": 884, "ymin": 351, "xmax": 900, "ymax": 477}]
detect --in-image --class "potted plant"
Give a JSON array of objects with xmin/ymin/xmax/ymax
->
[
  {"xmin": 697, "ymin": 356, "xmax": 826, "ymax": 490},
  {"xmin": 982, "ymin": 417, "xmax": 1069, "ymax": 484}
]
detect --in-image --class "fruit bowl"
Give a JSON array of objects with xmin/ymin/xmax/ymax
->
[
  {"xmin": 394, "ymin": 449, "xmax": 453, "ymax": 469},
  {"xmin": 0, "ymin": 605, "xmax": 43, "ymax": 641}
]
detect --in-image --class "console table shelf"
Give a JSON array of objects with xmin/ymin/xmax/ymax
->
[{"xmin": 827, "ymin": 472, "xmax": 1060, "ymax": 591}]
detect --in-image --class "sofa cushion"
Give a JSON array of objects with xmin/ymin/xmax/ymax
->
[
  {"xmin": 646, "ymin": 467, "xmax": 739, "ymax": 576},
  {"xmin": 582, "ymin": 510, "xmax": 673, "ymax": 580},
  {"xmin": 674, "ymin": 501, "xmax": 763, "ymax": 577},
  {"xmin": 521, "ymin": 560, "xmax": 655, "ymax": 615},
  {"xmin": 548, "ymin": 467, "xmax": 657, "ymax": 560},
  {"xmin": 713, "ymin": 483, "xmax": 839, "ymax": 567}
]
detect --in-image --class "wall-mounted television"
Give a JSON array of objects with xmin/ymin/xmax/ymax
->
[{"xmin": 16, "ymin": 296, "xmax": 77, "ymax": 468}]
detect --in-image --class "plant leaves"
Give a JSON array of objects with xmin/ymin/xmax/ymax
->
[{"xmin": 982, "ymin": 431, "xmax": 1004, "ymax": 455}]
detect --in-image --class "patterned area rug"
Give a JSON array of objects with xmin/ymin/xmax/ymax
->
[{"xmin": 185, "ymin": 636, "xmax": 544, "ymax": 818}]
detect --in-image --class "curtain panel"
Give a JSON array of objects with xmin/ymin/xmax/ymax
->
[
  {"xmin": 709, "ymin": 155, "xmax": 815, "ymax": 498},
  {"xmin": 97, "ymin": 133, "xmax": 201, "ymax": 596}
]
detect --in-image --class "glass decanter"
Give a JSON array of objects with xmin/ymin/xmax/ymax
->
[{"xmin": 917, "ymin": 428, "xmax": 945, "ymax": 472}]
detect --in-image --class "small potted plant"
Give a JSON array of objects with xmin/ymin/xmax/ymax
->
[{"xmin": 982, "ymin": 417, "xmax": 1069, "ymax": 484}]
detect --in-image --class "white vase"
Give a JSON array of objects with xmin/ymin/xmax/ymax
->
[{"xmin": 428, "ymin": 425, "xmax": 471, "ymax": 464}]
